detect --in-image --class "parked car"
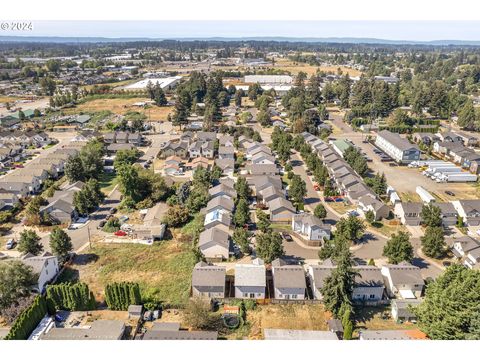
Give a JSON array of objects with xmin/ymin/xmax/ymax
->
[
  {"xmin": 114, "ymin": 230, "xmax": 127, "ymax": 237},
  {"xmin": 281, "ymin": 232, "xmax": 293, "ymax": 242},
  {"xmin": 445, "ymin": 190, "xmax": 455, "ymax": 196},
  {"xmin": 97, "ymin": 220, "xmax": 106, "ymax": 229},
  {"xmin": 346, "ymin": 210, "xmax": 359, "ymax": 217},
  {"xmin": 119, "ymin": 215, "xmax": 129, "ymax": 223},
  {"xmin": 109, "ymin": 208, "xmax": 117, "ymax": 214},
  {"xmin": 5, "ymin": 239, "xmax": 16, "ymax": 250}
]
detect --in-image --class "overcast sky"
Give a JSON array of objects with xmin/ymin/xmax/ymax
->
[{"xmin": 4, "ymin": 21, "xmax": 480, "ymax": 41}]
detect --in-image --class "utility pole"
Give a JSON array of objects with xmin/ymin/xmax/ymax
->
[{"xmin": 87, "ymin": 226, "xmax": 92, "ymax": 250}]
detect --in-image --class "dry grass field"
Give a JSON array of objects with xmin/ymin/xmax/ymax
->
[
  {"xmin": 61, "ymin": 240, "xmax": 196, "ymax": 306},
  {"xmin": 247, "ymin": 304, "xmax": 329, "ymax": 339},
  {"xmin": 62, "ymin": 97, "xmax": 173, "ymax": 121},
  {"xmin": 269, "ymin": 59, "xmax": 363, "ymax": 77},
  {"xmin": 353, "ymin": 306, "xmax": 418, "ymax": 338}
]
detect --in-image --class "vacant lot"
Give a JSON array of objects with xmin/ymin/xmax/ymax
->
[
  {"xmin": 269, "ymin": 59, "xmax": 363, "ymax": 77},
  {"xmin": 247, "ymin": 304, "xmax": 328, "ymax": 339},
  {"xmin": 62, "ymin": 97, "xmax": 173, "ymax": 121},
  {"xmin": 62, "ymin": 240, "xmax": 196, "ymax": 306}
]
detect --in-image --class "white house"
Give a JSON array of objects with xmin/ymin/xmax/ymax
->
[
  {"xmin": 21, "ymin": 253, "xmax": 59, "ymax": 293},
  {"xmin": 375, "ymin": 130, "xmax": 420, "ymax": 164},
  {"xmin": 291, "ymin": 214, "xmax": 331, "ymax": 243}
]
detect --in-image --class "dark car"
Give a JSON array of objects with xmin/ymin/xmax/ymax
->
[
  {"xmin": 97, "ymin": 220, "xmax": 106, "ymax": 229},
  {"xmin": 445, "ymin": 191, "xmax": 455, "ymax": 196},
  {"xmin": 109, "ymin": 208, "xmax": 117, "ymax": 214},
  {"xmin": 281, "ymin": 232, "xmax": 293, "ymax": 242}
]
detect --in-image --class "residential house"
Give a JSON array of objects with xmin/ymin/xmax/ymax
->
[
  {"xmin": 234, "ymin": 260, "xmax": 266, "ymax": 299},
  {"xmin": 198, "ymin": 227, "xmax": 231, "ymax": 260},
  {"xmin": 359, "ymin": 329, "xmax": 427, "ymax": 340},
  {"xmin": 40, "ymin": 320, "xmax": 125, "ymax": 340},
  {"xmin": 271, "ymin": 259, "xmax": 306, "ymax": 300},
  {"xmin": 0, "ymin": 191, "xmax": 19, "ymax": 209},
  {"xmin": 215, "ymin": 158, "xmax": 235, "ymax": 177},
  {"xmin": 141, "ymin": 322, "xmax": 217, "ymax": 340},
  {"xmin": 291, "ymin": 213, "xmax": 331, "ymax": 245},
  {"xmin": 451, "ymin": 236, "xmax": 480, "ymax": 258},
  {"xmin": 452, "ymin": 200, "xmax": 480, "ymax": 226},
  {"xmin": 218, "ymin": 146, "xmax": 235, "ymax": 160},
  {"xmin": 375, "ymin": 130, "xmax": 420, "ymax": 164},
  {"xmin": 219, "ymin": 135, "xmax": 234, "ymax": 147},
  {"xmin": 0, "ymin": 180, "xmax": 31, "ymax": 197},
  {"xmin": 391, "ymin": 299, "xmax": 422, "ymax": 322},
  {"xmin": 357, "ymin": 195, "xmax": 390, "ymax": 221},
  {"xmin": 307, "ymin": 260, "xmax": 336, "ymax": 300},
  {"xmin": 394, "ymin": 202, "xmax": 422, "ymax": 226},
  {"xmin": 191, "ymin": 262, "xmax": 226, "ymax": 299},
  {"xmin": 160, "ymin": 141, "xmax": 189, "ymax": 159},
  {"xmin": 263, "ymin": 329, "xmax": 339, "ymax": 340},
  {"xmin": 209, "ymin": 183, "xmax": 236, "ymax": 200},
  {"xmin": 21, "ymin": 252, "xmax": 59, "ymax": 292},
  {"xmin": 251, "ymin": 152, "xmax": 276, "ymax": 165},
  {"xmin": 247, "ymin": 164, "xmax": 278, "ymax": 176},
  {"xmin": 259, "ymin": 185, "xmax": 285, "ymax": 205},
  {"xmin": 381, "ymin": 262, "xmax": 424, "ymax": 299},
  {"xmin": 269, "ymin": 197, "xmax": 296, "ymax": 223},
  {"xmin": 205, "ymin": 196, "xmax": 235, "ymax": 214},
  {"xmin": 204, "ymin": 209, "xmax": 232, "ymax": 232},
  {"xmin": 352, "ymin": 266, "xmax": 385, "ymax": 302}
]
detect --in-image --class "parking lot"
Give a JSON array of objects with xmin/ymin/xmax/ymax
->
[{"xmin": 333, "ymin": 131, "xmax": 478, "ymax": 199}]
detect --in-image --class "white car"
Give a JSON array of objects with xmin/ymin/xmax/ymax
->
[{"xmin": 5, "ymin": 239, "xmax": 15, "ymax": 250}]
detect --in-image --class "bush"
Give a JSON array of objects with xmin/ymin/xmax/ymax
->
[
  {"xmin": 46, "ymin": 282, "xmax": 96, "ymax": 313},
  {"xmin": 103, "ymin": 217, "xmax": 120, "ymax": 233},
  {"xmin": 5, "ymin": 296, "xmax": 47, "ymax": 340},
  {"xmin": 105, "ymin": 282, "xmax": 142, "ymax": 311}
]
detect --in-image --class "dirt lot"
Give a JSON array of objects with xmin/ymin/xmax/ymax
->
[
  {"xmin": 61, "ymin": 97, "xmax": 173, "ymax": 121},
  {"xmin": 60, "ymin": 239, "xmax": 196, "ymax": 306},
  {"xmin": 247, "ymin": 304, "xmax": 329, "ymax": 339}
]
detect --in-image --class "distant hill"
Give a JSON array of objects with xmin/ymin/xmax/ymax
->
[{"xmin": 1, "ymin": 35, "xmax": 480, "ymax": 46}]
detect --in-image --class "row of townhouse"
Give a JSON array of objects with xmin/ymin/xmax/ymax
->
[
  {"xmin": 433, "ymin": 138, "xmax": 480, "ymax": 174},
  {"xmin": 0, "ymin": 144, "xmax": 82, "ymax": 202},
  {"xmin": 103, "ymin": 131, "xmax": 143, "ymax": 145},
  {"xmin": 192, "ymin": 258, "xmax": 425, "ymax": 303},
  {"xmin": 300, "ymin": 132, "xmax": 390, "ymax": 221},
  {"xmin": 196, "ymin": 137, "xmax": 238, "ymax": 261},
  {"xmin": 394, "ymin": 199, "xmax": 480, "ymax": 228},
  {"xmin": 159, "ymin": 131, "xmax": 217, "ymax": 159}
]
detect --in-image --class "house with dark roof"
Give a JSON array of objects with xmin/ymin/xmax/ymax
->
[
  {"xmin": 375, "ymin": 130, "xmax": 420, "ymax": 164},
  {"xmin": 198, "ymin": 227, "xmax": 231, "ymax": 260},
  {"xmin": 268, "ymin": 197, "xmax": 296, "ymax": 223},
  {"xmin": 205, "ymin": 196, "xmax": 235, "ymax": 214},
  {"xmin": 141, "ymin": 322, "xmax": 217, "ymax": 340},
  {"xmin": 247, "ymin": 164, "xmax": 278, "ymax": 176},
  {"xmin": 208, "ymin": 183, "xmax": 236, "ymax": 200},
  {"xmin": 391, "ymin": 299, "xmax": 422, "ymax": 322},
  {"xmin": 271, "ymin": 259, "xmax": 306, "ymax": 300},
  {"xmin": 353, "ymin": 266, "xmax": 385, "ymax": 302},
  {"xmin": 191, "ymin": 262, "xmax": 226, "ymax": 299},
  {"xmin": 452, "ymin": 200, "xmax": 480, "ymax": 226},
  {"xmin": 307, "ymin": 260, "xmax": 336, "ymax": 300},
  {"xmin": 357, "ymin": 195, "xmax": 390, "ymax": 221}
]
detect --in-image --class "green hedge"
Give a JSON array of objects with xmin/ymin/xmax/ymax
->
[
  {"xmin": 46, "ymin": 282, "xmax": 96, "ymax": 313},
  {"xmin": 5, "ymin": 296, "xmax": 47, "ymax": 340},
  {"xmin": 105, "ymin": 282, "xmax": 142, "ymax": 311}
]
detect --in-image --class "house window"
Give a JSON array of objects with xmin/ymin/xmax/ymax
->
[
  {"xmin": 249, "ymin": 293, "xmax": 255, "ymax": 299},
  {"xmin": 369, "ymin": 294, "xmax": 375, "ymax": 299},
  {"xmin": 291, "ymin": 294, "xmax": 298, "ymax": 299}
]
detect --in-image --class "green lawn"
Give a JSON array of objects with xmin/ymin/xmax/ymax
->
[
  {"xmin": 98, "ymin": 172, "xmax": 118, "ymax": 194},
  {"xmin": 181, "ymin": 212, "xmax": 205, "ymax": 238}
]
